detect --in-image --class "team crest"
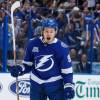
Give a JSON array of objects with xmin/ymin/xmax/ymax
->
[
  {"xmin": 35, "ymin": 55, "xmax": 54, "ymax": 72},
  {"xmin": 32, "ymin": 47, "xmax": 39, "ymax": 52}
]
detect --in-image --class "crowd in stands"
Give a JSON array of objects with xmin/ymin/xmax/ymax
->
[{"xmin": 0, "ymin": 0, "xmax": 100, "ymax": 73}]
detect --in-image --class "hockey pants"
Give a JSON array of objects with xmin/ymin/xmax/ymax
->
[{"xmin": 30, "ymin": 80, "xmax": 68, "ymax": 100}]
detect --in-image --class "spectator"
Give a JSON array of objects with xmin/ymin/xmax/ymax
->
[
  {"xmin": 82, "ymin": 7, "xmax": 94, "ymax": 47},
  {"xmin": 71, "ymin": 6, "xmax": 83, "ymax": 33},
  {"xmin": 21, "ymin": 0, "xmax": 33, "ymax": 5},
  {"xmin": 94, "ymin": 2, "xmax": 100, "ymax": 18},
  {"xmin": 82, "ymin": 0, "xmax": 88, "ymax": 9},
  {"xmin": 75, "ymin": 53, "xmax": 92, "ymax": 73},
  {"xmin": 70, "ymin": 48, "xmax": 78, "ymax": 61},
  {"xmin": 87, "ymin": 0, "xmax": 96, "ymax": 10}
]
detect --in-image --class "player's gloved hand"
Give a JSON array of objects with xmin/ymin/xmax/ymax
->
[
  {"xmin": 9, "ymin": 65, "xmax": 23, "ymax": 77},
  {"xmin": 64, "ymin": 83, "xmax": 75, "ymax": 99}
]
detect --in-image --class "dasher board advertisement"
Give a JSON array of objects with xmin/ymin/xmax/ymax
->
[{"xmin": 0, "ymin": 73, "xmax": 100, "ymax": 100}]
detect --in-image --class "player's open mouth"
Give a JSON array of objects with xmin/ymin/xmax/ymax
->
[{"xmin": 47, "ymin": 37, "xmax": 51, "ymax": 40}]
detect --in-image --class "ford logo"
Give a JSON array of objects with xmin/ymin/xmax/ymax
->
[
  {"xmin": 9, "ymin": 79, "xmax": 30, "ymax": 96},
  {"xmin": 0, "ymin": 82, "xmax": 3, "ymax": 92}
]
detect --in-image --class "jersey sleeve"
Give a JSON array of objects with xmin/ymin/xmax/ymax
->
[{"xmin": 59, "ymin": 42, "xmax": 74, "ymax": 87}]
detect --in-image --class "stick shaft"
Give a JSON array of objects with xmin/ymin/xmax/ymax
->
[
  {"xmin": 14, "ymin": 50, "xmax": 19, "ymax": 100},
  {"xmin": 11, "ymin": 1, "xmax": 20, "ymax": 100},
  {"xmin": 16, "ymin": 77, "xmax": 19, "ymax": 100}
]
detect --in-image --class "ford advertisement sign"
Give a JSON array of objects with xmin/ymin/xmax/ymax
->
[{"xmin": 9, "ymin": 79, "xmax": 30, "ymax": 97}]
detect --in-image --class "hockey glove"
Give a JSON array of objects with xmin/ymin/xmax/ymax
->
[
  {"xmin": 10, "ymin": 65, "xmax": 24, "ymax": 77},
  {"xmin": 64, "ymin": 83, "xmax": 75, "ymax": 99}
]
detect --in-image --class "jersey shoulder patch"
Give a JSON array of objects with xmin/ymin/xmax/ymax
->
[{"xmin": 60, "ymin": 41, "xmax": 68, "ymax": 48}]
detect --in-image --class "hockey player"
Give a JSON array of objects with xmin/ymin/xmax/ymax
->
[{"xmin": 10, "ymin": 18, "xmax": 75, "ymax": 100}]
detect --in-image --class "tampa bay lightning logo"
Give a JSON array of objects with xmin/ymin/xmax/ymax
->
[{"xmin": 35, "ymin": 55, "xmax": 54, "ymax": 72}]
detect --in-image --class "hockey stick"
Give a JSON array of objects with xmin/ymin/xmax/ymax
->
[{"xmin": 11, "ymin": 1, "xmax": 20, "ymax": 100}]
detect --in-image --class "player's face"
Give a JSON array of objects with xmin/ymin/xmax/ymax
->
[{"xmin": 43, "ymin": 27, "xmax": 56, "ymax": 43}]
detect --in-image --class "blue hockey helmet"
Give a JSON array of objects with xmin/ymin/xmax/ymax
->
[{"xmin": 42, "ymin": 18, "xmax": 58, "ymax": 31}]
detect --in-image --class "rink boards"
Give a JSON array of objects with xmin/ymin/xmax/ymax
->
[{"xmin": 0, "ymin": 73, "xmax": 100, "ymax": 100}]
